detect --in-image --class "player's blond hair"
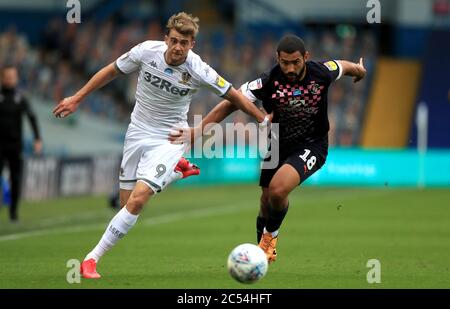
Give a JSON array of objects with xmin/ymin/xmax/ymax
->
[{"xmin": 166, "ymin": 12, "xmax": 200, "ymax": 39}]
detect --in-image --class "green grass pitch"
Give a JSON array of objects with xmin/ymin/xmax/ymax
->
[{"xmin": 0, "ymin": 184, "xmax": 449, "ymax": 288}]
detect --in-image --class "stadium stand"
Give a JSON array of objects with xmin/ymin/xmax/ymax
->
[
  {"xmin": 361, "ymin": 58, "xmax": 421, "ymax": 148},
  {"xmin": 0, "ymin": 1, "xmax": 376, "ymax": 153},
  {"xmin": 409, "ymin": 29, "xmax": 450, "ymax": 148}
]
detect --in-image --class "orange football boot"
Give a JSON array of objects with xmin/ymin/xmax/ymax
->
[{"xmin": 258, "ymin": 232, "xmax": 278, "ymax": 263}]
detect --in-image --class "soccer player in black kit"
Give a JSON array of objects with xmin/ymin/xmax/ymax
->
[
  {"xmin": 169, "ymin": 35, "xmax": 366, "ymax": 263},
  {"xmin": 0, "ymin": 65, "xmax": 42, "ymax": 222}
]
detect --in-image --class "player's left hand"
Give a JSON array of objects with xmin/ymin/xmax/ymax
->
[{"xmin": 353, "ymin": 57, "xmax": 366, "ymax": 83}]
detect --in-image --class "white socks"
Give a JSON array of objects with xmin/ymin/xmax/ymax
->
[
  {"xmin": 263, "ymin": 227, "xmax": 279, "ymax": 238},
  {"xmin": 84, "ymin": 206, "xmax": 139, "ymax": 262}
]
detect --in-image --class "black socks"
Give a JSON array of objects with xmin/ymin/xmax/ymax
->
[
  {"xmin": 265, "ymin": 204, "xmax": 289, "ymax": 234},
  {"xmin": 256, "ymin": 216, "xmax": 267, "ymax": 243},
  {"xmin": 256, "ymin": 204, "xmax": 289, "ymax": 242}
]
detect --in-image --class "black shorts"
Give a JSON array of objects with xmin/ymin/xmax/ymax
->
[{"xmin": 259, "ymin": 141, "xmax": 327, "ymax": 188}]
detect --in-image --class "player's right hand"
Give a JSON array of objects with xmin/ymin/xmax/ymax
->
[
  {"xmin": 168, "ymin": 126, "xmax": 201, "ymax": 145},
  {"xmin": 353, "ymin": 58, "xmax": 366, "ymax": 83},
  {"xmin": 53, "ymin": 96, "xmax": 81, "ymax": 118}
]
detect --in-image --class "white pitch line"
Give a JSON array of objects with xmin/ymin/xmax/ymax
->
[{"xmin": 0, "ymin": 203, "xmax": 249, "ymax": 242}]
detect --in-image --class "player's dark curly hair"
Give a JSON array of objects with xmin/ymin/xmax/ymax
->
[{"xmin": 276, "ymin": 35, "xmax": 306, "ymax": 56}]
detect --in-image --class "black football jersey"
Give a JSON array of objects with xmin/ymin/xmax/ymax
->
[{"xmin": 242, "ymin": 60, "xmax": 341, "ymax": 150}]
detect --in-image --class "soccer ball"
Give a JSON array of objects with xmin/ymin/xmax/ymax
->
[{"xmin": 227, "ymin": 243, "xmax": 268, "ymax": 284}]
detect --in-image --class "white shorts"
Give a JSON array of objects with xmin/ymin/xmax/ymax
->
[{"xmin": 119, "ymin": 123, "xmax": 185, "ymax": 193}]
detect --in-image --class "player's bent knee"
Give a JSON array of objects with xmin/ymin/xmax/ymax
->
[
  {"xmin": 267, "ymin": 186, "xmax": 289, "ymax": 207},
  {"xmin": 126, "ymin": 196, "xmax": 146, "ymax": 214},
  {"xmin": 133, "ymin": 194, "xmax": 148, "ymax": 206},
  {"xmin": 126, "ymin": 190, "xmax": 153, "ymax": 214}
]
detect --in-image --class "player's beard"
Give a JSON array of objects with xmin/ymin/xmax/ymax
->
[{"xmin": 286, "ymin": 64, "xmax": 306, "ymax": 82}]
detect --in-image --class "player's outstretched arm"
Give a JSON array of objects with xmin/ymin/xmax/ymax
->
[
  {"xmin": 224, "ymin": 87, "xmax": 269, "ymax": 124},
  {"xmin": 169, "ymin": 88, "xmax": 269, "ymax": 145},
  {"xmin": 169, "ymin": 99, "xmax": 237, "ymax": 145},
  {"xmin": 52, "ymin": 62, "xmax": 121, "ymax": 118},
  {"xmin": 169, "ymin": 86, "xmax": 272, "ymax": 145},
  {"xmin": 202, "ymin": 99, "xmax": 237, "ymax": 128},
  {"xmin": 337, "ymin": 58, "xmax": 367, "ymax": 83}
]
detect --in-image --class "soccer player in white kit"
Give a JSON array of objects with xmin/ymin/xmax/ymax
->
[{"xmin": 53, "ymin": 12, "xmax": 269, "ymax": 279}]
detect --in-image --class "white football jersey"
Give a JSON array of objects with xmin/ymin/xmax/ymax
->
[{"xmin": 116, "ymin": 40, "xmax": 232, "ymax": 131}]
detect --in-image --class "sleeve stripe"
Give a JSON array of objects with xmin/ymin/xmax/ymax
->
[
  {"xmin": 220, "ymin": 84, "xmax": 233, "ymax": 98},
  {"xmin": 137, "ymin": 178, "xmax": 162, "ymax": 193},
  {"xmin": 335, "ymin": 60, "xmax": 343, "ymax": 81},
  {"xmin": 114, "ymin": 61, "xmax": 126, "ymax": 75}
]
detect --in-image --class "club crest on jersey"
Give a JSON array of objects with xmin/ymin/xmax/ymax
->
[
  {"xmin": 293, "ymin": 89, "xmax": 301, "ymax": 96},
  {"xmin": 180, "ymin": 72, "xmax": 192, "ymax": 84},
  {"xmin": 310, "ymin": 83, "xmax": 320, "ymax": 94},
  {"xmin": 164, "ymin": 68, "xmax": 173, "ymax": 74}
]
